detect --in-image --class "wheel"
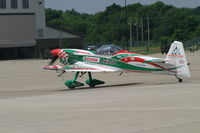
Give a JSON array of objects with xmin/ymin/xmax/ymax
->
[
  {"xmin": 68, "ymin": 86, "xmax": 75, "ymax": 89},
  {"xmin": 65, "ymin": 80, "xmax": 75, "ymax": 89},
  {"xmin": 89, "ymin": 84, "xmax": 95, "ymax": 88},
  {"xmin": 178, "ymin": 79, "xmax": 183, "ymax": 83}
]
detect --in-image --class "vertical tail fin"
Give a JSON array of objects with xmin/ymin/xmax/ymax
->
[{"xmin": 165, "ymin": 41, "xmax": 191, "ymax": 77}]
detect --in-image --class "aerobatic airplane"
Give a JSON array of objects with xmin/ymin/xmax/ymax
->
[{"xmin": 43, "ymin": 41, "xmax": 190, "ymax": 89}]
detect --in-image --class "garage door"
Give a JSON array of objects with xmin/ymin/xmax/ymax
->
[{"xmin": 0, "ymin": 14, "xmax": 36, "ymax": 48}]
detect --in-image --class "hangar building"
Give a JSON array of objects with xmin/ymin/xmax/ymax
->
[{"xmin": 0, "ymin": 0, "xmax": 83, "ymax": 60}]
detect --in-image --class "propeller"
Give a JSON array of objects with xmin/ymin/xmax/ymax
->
[
  {"xmin": 48, "ymin": 49, "xmax": 60, "ymax": 65},
  {"xmin": 49, "ymin": 55, "xmax": 58, "ymax": 65}
]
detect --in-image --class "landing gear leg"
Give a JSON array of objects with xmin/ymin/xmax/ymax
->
[
  {"xmin": 73, "ymin": 72, "xmax": 79, "ymax": 81},
  {"xmin": 85, "ymin": 72, "xmax": 105, "ymax": 88},
  {"xmin": 88, "ymin": 72, "xmax": 95, "ymax": 88},
  {"xmin": 175, "ymin": 75, "xmax": 183, "ymax": 83},
  {"xmin": 65, "ymin": 72, "xmax": 84, "ymax": 89}
]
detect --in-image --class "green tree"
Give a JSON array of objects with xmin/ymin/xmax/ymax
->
[{"xmin": 45, "ymin": 2, "xmax": 200, "ymax": 45}]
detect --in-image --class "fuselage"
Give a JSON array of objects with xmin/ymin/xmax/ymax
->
[{"xmin": 59, "ymin": 49, "xmax": 177, "ymax": 75}]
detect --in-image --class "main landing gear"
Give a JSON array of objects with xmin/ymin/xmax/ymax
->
[
  {"xmin": 175, "ymin": 74, "xmax": 183, "ymax": 83},
  {"xmin": 64, "ymin": 72, "xmax": 105, "ymax": 89}
]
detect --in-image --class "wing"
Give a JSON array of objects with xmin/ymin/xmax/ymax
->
[
  {"xmin": 42, "ymin": 65, "xmax": 64, "ymax": 70},
  {"xmin": 43, "ymin": 62, "xmax": 118, "ymax": 72}
]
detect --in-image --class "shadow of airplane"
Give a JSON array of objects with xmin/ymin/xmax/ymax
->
[{"xmin": 59, "ymin": 82, "xmax": 143, "ymax": 91}]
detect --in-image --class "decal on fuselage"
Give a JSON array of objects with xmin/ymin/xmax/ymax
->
[
  {"xmin": 83, "ymin": 57, "xmax": 100, "ymax": 63},
  {"xmin": 100, "ymin": 59, "xmax": 117, "ymax": 65}
]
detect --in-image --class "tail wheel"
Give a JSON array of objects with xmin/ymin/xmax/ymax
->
[{"xmin": 178, "ymin": 79, "xmax": 183, "ymax": 83}]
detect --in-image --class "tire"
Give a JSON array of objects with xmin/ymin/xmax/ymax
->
[
  {"xmin": 89, "ymin": 84, "xmax": 95, "ymax": 88},
  {"xmin": 178, "ymin": 79, "xmax": 183, "ymax": 83}
]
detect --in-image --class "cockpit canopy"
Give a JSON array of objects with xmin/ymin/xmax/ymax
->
[{"xmin": 96, "ymin": 45, "xmax": 123, "ymax": 56}]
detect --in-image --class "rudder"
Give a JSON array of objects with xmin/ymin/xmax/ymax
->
[{"xmin": 165, "ymin": 41, "xmax": 190, "ymax": 77}]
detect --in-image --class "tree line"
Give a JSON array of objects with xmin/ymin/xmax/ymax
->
[{"xmin": 46, "ymin": 2, "xmax": 200, "ymax": 47}]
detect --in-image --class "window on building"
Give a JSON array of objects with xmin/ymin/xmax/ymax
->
[
  {"xmin": 22, "ymin": 0, "xmax": 29, "ymax": 8},
  {"xmin": 11, "ymin": 0, "xmax": 18, "ymax": 8},
  {"xmin": 0, "ymin": 0, "xmax": 6, "ymax": 9},
  {"xmin": 38, "ymin": 29, "xmax": 44, "ymax": 38}
]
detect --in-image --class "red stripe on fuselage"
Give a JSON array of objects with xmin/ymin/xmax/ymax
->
[
  {"xmin": 113, "ymin": 50, "xmax": 143, "ymax": 56},
  {"xmin": 120, "ymin": 57, "xmax": 176, "ymax": 73},
  {"xmin": 120, "ymin": 57, "xmax": 145, "ymax": 63},
  {"xmin": 148, "ymin": 63, "xmax": 177, "ymax": 73}
]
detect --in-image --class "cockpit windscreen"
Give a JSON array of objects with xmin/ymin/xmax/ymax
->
[{"xmin": 96, "ymin": 45, "xmax": 123, "ymax": 56}]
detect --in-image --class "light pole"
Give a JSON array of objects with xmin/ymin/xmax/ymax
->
[
  {"xmin": 141, "ymin": 17, "xmax": 144, "ymax": 46},
  {"xmin": 125, "ymin": 0, "xmax": 129, "ymax": 50},
  {"xmin": 147, "ymin": 17, "xmax": 150, "ymax": 53},
  {"xmin": 135, "ymin": 18, "xmax": 139, "ymax": 46},
  {"xmin": 129, "ymin": 17, "xmax": 133, "ymax": 46}
]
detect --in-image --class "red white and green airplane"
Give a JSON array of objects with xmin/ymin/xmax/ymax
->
[{"xmin": 43, "ymin": 41, "xmax": 190, "ymax": 89}]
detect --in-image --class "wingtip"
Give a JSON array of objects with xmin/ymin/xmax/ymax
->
[{"xmin": 42, "ymin": 66, "xmax": 49, "ymax": 69}]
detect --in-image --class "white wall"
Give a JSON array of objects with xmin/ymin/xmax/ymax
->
[
  {"xmin": 0, "ymin": 0, "xmax": 46, "ymax": 39},
  {"xmin": 33, "ymin": 0, "xmax": 46, "ymax": 39}
]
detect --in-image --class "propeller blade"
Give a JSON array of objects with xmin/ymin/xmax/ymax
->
[{"xmin": 49, "ymin": 56, "xmax": 58, "ymax": 65}]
